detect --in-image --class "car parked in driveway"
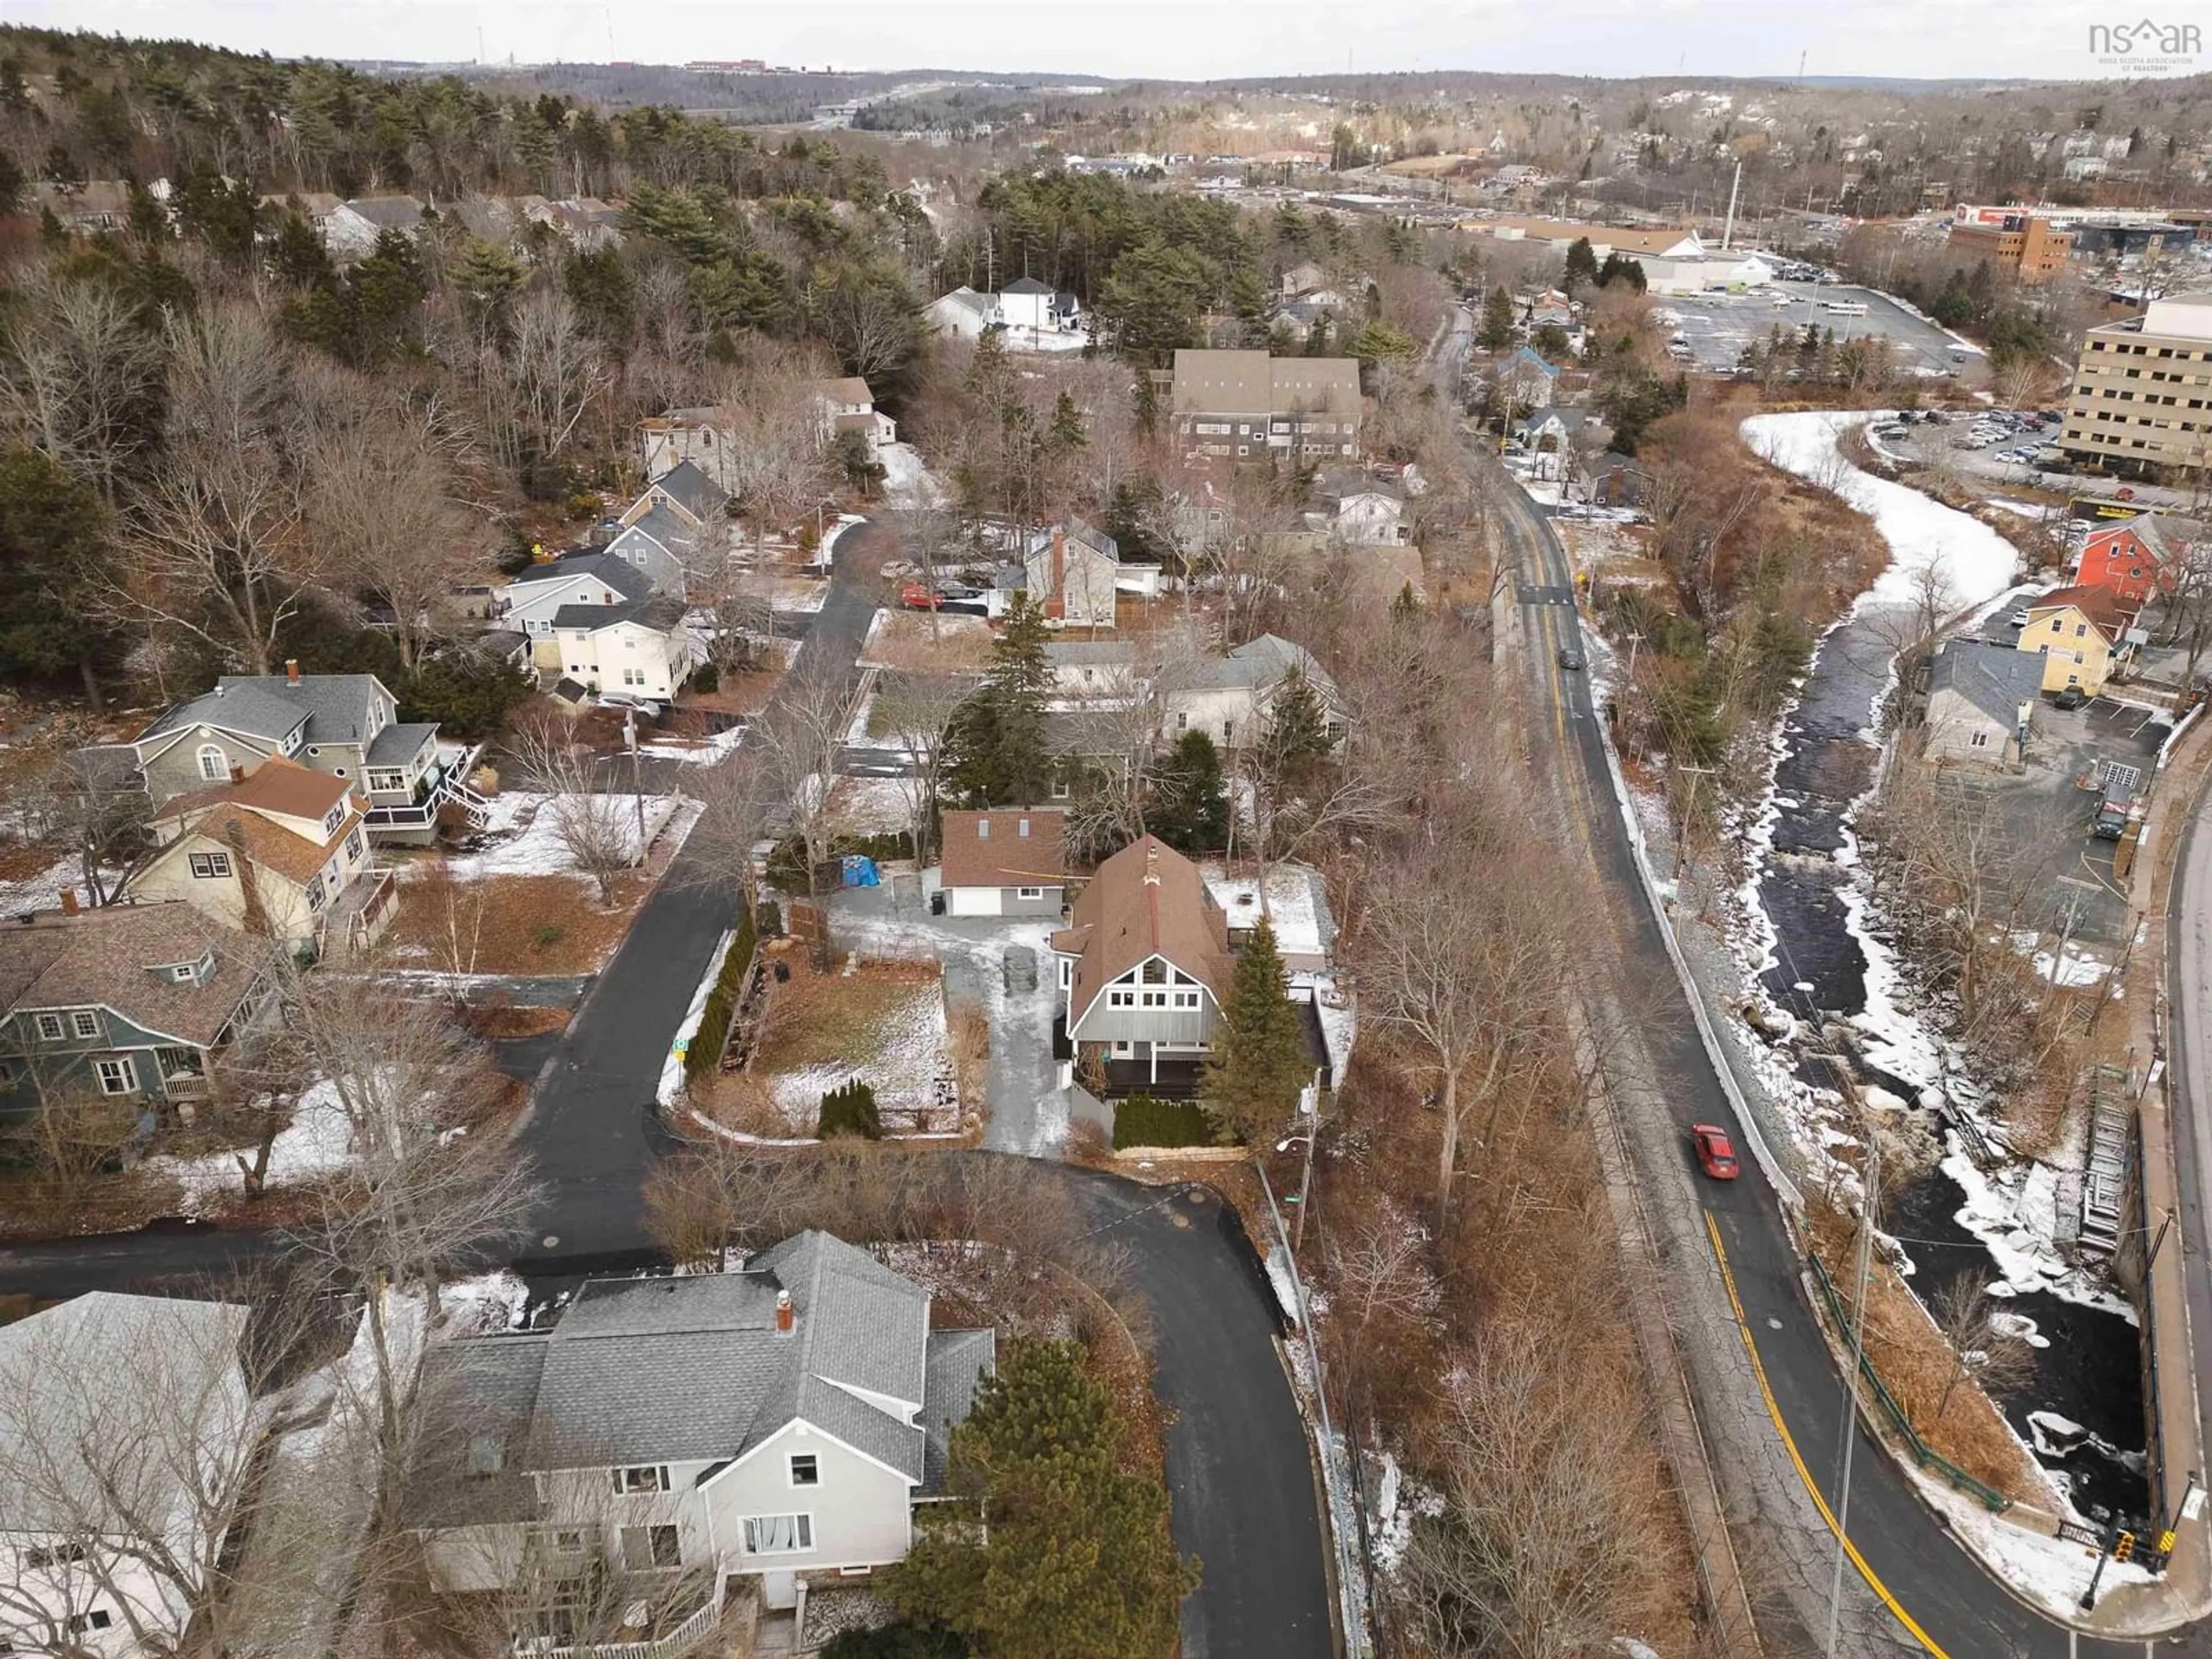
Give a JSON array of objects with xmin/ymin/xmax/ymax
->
[
  {"xmin": 1692, "ymin": 1124, "xmax": 1740, "ymax": 1180},
  {"xmin": 2052, "ymin": 685, "xmax": 2089, "ymax": 709}
]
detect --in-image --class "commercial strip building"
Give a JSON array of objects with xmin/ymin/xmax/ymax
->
[{"xmin": 2058, "ymin": 291, "xmax": 2212, "ymax": 476}]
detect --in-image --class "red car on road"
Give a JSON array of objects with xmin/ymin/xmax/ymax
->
[{"xmin": 1692, "ymin": 1124, "xmax": 1740, "ymax": 1180}]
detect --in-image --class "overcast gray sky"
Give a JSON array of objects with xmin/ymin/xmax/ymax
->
[{"xmin": 6, "ymin": 0, "xmax": 2176, "ymax": 82}]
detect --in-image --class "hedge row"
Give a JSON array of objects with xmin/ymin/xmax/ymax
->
[
  {"xmin": 684, "ymin": 903, "xmax": 759, "ymax": 1081},
  {"xmin": 1110, "ymin": 1094, "xmax": 1214, "ymax": 1150},
  {"xmin": 766, "ymin": 831, "xmax": 916, "ymax": 892}
]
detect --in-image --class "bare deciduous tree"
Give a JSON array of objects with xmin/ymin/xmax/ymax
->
[
  {"xmin": 749, "ymin": 660, "xmax": 868, "ymax": 907},
  {"xmin": 1399, "ymin": 1317, "xmax": 1669, "ymax": 1659},
  {"xmin": 509, "ymin": 714, "xmax": 639, "ymax": 906},
  {"xmin": 873, "ymin": 671, "xmax": 972, "ymax": 863},
  {"xmin": 0, "ymin": 274, "xmax": 162, "ymax": 501},
  {"xmin": 1359, "ymin": 797, "xmax": 1579, "ymax": 1228},
  {"xmin": 1930, "ymin": 1272, "xmax": 2036, "ymax": 1426}
]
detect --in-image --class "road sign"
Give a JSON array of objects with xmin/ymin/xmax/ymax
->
[{"xmin": 2160, "ymin": 1529, "xmax": 2178, "ymax": 1553}]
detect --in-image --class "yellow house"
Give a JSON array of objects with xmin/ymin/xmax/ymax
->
[{"xmin": 2015, "ymin": 585, "xmax": 2137, "ymax": 696}]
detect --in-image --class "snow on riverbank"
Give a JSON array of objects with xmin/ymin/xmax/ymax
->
[
  {"xmin": 1729, "ymin": 412, "xmax": 2132, "ymax": 1320},
  {"xmin": 1743, "ymin": 411, "xmax": 2022, "ymax": 611}
]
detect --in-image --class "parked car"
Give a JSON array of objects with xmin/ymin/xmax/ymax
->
[
  {"xmin": 2053, "ymin": 684, "xmax": 2089, "ymax": 709},
  {"xmin": 2092, "ymin": 798, "xmax": 2131, "ymax": 840},
  {"xmin": 1692, "ymin": 1124, "xmax": 1740, "ymax": 1180},
  {"xmin": 2008, "ymin": 608, "xmax": 2033, "ymax": 627}
]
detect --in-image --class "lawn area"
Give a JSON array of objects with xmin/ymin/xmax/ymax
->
[
  {"xmin": 751, "ymin": 961, "xmax": 956, "ymax": 1134},
  {"xmin": 858, "ymin": 609, "xmax": 995, "ymax": 673},
  {"xmin": 378, "ymin": 870, "xmax": 653, "ymax": 975}
]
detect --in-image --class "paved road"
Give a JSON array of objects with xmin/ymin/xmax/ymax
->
[
  {"xmin": 2163, "ymin": 777, "xmax": 2212, "ymax": 1541},
  {"xmin": 510, "ymin": 525, "xmax": 888, "ymax": 1266},
  {"xmin": 1485, "ymin": 452, "xmax": 2191, "ymax": 1657}
]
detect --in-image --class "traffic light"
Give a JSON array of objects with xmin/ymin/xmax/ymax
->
[{"xmin": 2114, "ymin": 1531, "xmax": 2136, "ymax": 1562}]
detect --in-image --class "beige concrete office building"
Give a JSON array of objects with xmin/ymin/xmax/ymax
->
[{"xmin": 2059, "ymin": 291, "xmax": 2212, "ymax": 476}]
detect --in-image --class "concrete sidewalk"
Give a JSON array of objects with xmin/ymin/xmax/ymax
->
[{"xmin": 2107, "ymin": 701, "xmax": 2212, "ymax": 1629}]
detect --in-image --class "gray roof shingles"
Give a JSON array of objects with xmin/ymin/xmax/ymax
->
[
  {"xmin": 1931, "ymin": 639, "xmax": 2044, "ymax": 728},
  {"xmin": 210, "ymin": 674, "xmax": 392, "ymax": 747},
  {"xmin": 646, "ymin": 461, "xmax": 730, "ymax": 522},
  {"xmin": 145, "ymin": 683, "xmax": 309, "ymax": 746},
  {"xmin": 510, "ymin": 552, "xmax": 654, "ymax": 600},
  {"xmin": 407, "ymin": 1232, "xmax": 967, "ymax": 1523}
]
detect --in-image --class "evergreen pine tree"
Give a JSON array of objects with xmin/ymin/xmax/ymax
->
[
  {"xmin": 1563, "ymin": 235, "xmax": 1600, "ymax": 291},
  {"xmin": 1201, "ymin": 917, "xmax": 1310, "ymax": 1146},
  {"xmin": 944, "ymin": 594, "xmax": 1052, "ymax": 805},
  {"xmin": 1146, "ymin": 730, "xmax": 1229, "ymax": 851},
  {"xmin": 1476, "ymin": 284, "xmax": 1516, "ymax": 351},
  {"xmin": 1048, "ymin": 389, "xmax": 1086, "ymax": 453},
  {"xmin": 888, "ymin": 1339, "xmax": 1196, "ymax": 1659}
]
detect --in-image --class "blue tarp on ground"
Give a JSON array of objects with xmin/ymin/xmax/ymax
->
[{"xmin": 840, "ymin": 855, "xmax": 881, "ymax": 888}]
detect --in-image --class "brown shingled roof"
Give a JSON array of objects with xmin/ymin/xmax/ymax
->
[
  {"xmin": 940, "ymin": 810, "xmax": 1067, "ymax": 892},
  {"xmin": 156, "ymin": 756, "xmax": 358, "ymax": 830},
  {"xmin": 2027, "ymin": 585, "xmax": 2138, "ymax": 641},
  {"xmin": 1062, "ymin": 836, "xmax": 1232, "ymax": 1029},
  {"xmin": 0, "ymin": 902, "xmax": 270, "ymax": 1047},
  {"xmin": 176, "ymin": 808, "xmax": 348, "ymax": 888}
]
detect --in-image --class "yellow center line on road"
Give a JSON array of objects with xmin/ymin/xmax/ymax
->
[{"xmin": 1702, "ymin": 1210, "xmax": 1952, "ymax": 1659}]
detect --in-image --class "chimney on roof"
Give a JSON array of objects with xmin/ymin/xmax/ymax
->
[
  {"xmin": 230, "ymin": 764, "xmax": 245, "ymax": 785},
  {"xmin": 1143, "ymin": 843, "xmax": 1161, "ymax": 887},
  {"xmin": 59, "ymin": 887, "xmax": 79, "ymax": 916},
  {"xmin": 1051, "ymin": 527, "xmax": 1066, "ymax": 599},
  {"xmin": 775, "ymin": 1289, "xmax": 794, "ymax": 1336},
  {"xmin": 285, "ymin": 658, "xmax": 301, "ymax": 685}
]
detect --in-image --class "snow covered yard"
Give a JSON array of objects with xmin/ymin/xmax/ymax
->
[
  {"xmin": 827, "ymin": 774, "xmax": 921, "ymax": 839},
  {"xmin": 637, "ymin": 724, "xmax": 747, "ymax": 767},
  {"xmin": 144, "ymin": 1079, "xmax": 360, "ymax": 1213},
  {"xmin": 879, "ymin": 442, "xmax": 946, "ymax": 508},
  {"xmin": 414, "ymin": 790, "xmax": 685, "ymax": 881},
  {"xmin": 1200, "ymin": 861, "xmax": 1332, "ymax": 964},
  {"xmin": 0, "ymin": 847, "xmax": 107, "ymax": 917},
  {"xmin": 747, "ymin": 961, "xmax": 957, "ymax": 1135}
]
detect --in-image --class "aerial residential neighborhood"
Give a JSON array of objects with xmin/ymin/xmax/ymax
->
[{"xmin": 5, "ymin": 10, "xmax": 2212, "ymax": 1659}]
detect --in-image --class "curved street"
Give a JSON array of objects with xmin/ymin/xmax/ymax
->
[
  {"xmin": 1483, "ymin": 441, "xmax": 2207, "ymax": 1657},
  {"xmin": 0, "ymin": 517, "xmax": 1332, "ymax": 1659}
]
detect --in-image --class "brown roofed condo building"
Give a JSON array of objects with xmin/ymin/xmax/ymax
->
[
  {"xmin": 2059, "ymin": 292, "xmax": 2212, "ymax": 476},
  {"xmin": 1168, "ymin": 349, "xmax": 1363, "ymax": 462}
]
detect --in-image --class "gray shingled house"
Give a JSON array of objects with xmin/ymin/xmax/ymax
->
[
  {"xmin": 1925, "ymin": 638, "xmax": 2043, "ymax": 769},
  {"xmin": 406, "ymin": 1233, "xmax": 994, "ymax": 1628},
  {"xmin": 93, "ymin": 665, "xmax": 482, "ymax": 846}
]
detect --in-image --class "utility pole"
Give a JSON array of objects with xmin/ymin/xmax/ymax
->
[
  {"xmin": 1825, "ymin": 1134, "xmax": 1878, "ymax": 1657},
  {"xmin": 1674, "ymin": 762, "xmax": 1719, "ymax": 878},
  {"xmin": 1722, "ymin": 158, "xmax": 1743, "ymax": 252},
  {"xmin": 626, "ymin": 704, "xmax": 646, "ymax": 857}
]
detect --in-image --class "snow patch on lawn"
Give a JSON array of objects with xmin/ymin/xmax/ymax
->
[
  {"xmin": 147, "ymin": 1078, "xmax": 359, "ymax": 1211},
  {"xmin": 638, "ymin": 724, "xmax": 747, "ymax": 766},
  {"xmin": 423, "ymin": 791, "xmax": 682, "ymax": 880},
  {"xmin": 0, "ymin": 851, "xmax": 119, "ymax": 918},
  {"xmin": 880, "ymin": 444, "xmax": 946, "ymax": 509}
]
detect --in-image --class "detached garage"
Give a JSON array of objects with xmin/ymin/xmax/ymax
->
[{"xmin": 934, "ymin": 809, "xmax": 1067, "ymax": 917}]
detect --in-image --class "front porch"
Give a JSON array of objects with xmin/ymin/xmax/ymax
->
[
  {"xmin": 503, "ymin": 1565, "xmax": 731, "ymax": 1659},
  {"xmin": 1055, "ymin": 995, "xmax": 1331, "ymax": 1101},
  {"xmin": 362, "ymin": 744, "xmax": 491, "ymax": 842}
]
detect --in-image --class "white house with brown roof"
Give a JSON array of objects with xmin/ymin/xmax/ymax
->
[
  {"xmin": 126, "ymin": 759, "xmax": 386, "ymax": 953},
  {"xmin": 931, "ymin": 809, "xmax": 1067, "ymax": 918},
  {"xmin": 1168, "ymin": 349, "xmax": 1363, "ymax": 462},
  {"xmin": 1052, "ymin": 836, "xmax": 1235, "ymax": 1086},
  {"xmin": 809, "ymin": 377, "xmax": 896, "ymax": 461}
]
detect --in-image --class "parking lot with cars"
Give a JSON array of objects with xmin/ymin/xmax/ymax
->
[
  {"xmin": 1937, "ymin": 662, "xmax": 2169, "ymax": 951},
  {"xmin": 1658, "ymin": 282, "xmax": 1976, "ymax": 377}
]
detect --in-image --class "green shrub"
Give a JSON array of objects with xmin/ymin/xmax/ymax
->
[
  {"xmin": 820, "ymin": 1625, "xmax": 967, "ymax": 1659},
  {"xmin": 819, "ymin": 1079, "xmax": 884, "ymax": 1140},
  {"xmin": 1111, "ymin": 1094, "xmax": 1213, "ymax": 1150},
  {"xmin": 767, "ymin": 832, "xmax": 912, "ymax": 892},
  {"xmin": 684, "ymin": 905, "xmax": 759, "ymax": 1080},
  {"xmin": 689, "ymin": 661, "xmax": 720, "ymax": 693},
  {"xmin": 529, "ymin": 923, "xmax": 566, "ymax": 952}
]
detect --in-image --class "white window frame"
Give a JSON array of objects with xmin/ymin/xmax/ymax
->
[
  {"xmin": 189, "ymin": 850, "xmax": 233, "ymax": 880},
  {"xmin": 72, "ymin": 1010, "xmax": 100, "ymax": 1040},
  {"xmin": 35, "ymin": 1013, "xmax": 66, "ymax": 1041},
  {"xmin": 197, "ymin": 744, "xmax": 228, "ymax": 782},
  {"xmin": 741, "ymin": 1512, "xmax": 815, "ymax": 1554},
  {"xmin": 1017, "ymin": 886, "xmax": 1044, "ymax": 901},
  {"xmin": 95, "ymin": 1056, "xmax": 137, "ymax": 1094},
  {"xmin": 613, "ymin": 1464, "xmax": 669, "ymax": 1494},
  {"xmin": 789, "ymin": 1453, "xmax": 821, "ymax": 1488}
]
